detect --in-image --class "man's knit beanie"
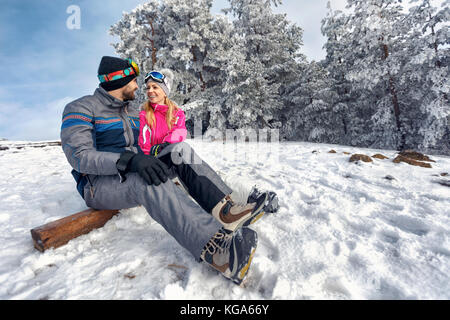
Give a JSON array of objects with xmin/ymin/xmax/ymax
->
[{"xmin": 98, "ymin": 56, "xmax": 137, "ymax": 91}]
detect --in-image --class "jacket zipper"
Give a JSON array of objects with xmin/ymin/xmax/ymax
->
[
  {"xmin": 121, "ymin": 105, "xmax": 136, "ymax": 153},
  {"xmin": 153, "ymin": 105, "xmax": 158, "ymax": 146}
]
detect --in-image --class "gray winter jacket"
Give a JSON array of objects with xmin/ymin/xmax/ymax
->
[{"xmin": 60, "ymin": 87, "xmax": 142, "ymax": 197}]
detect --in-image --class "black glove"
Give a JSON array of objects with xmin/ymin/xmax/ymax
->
[
  {"xmin": 117, "ymin": 151, "xmax": 170, "ymax": 186},
  {"xmin": 150, "ymin": 142, "xmax": 170, "ymax": 157}
]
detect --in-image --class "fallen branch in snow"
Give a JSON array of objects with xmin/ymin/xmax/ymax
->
[
  {"xmin": 30, "ymin": 208, "xmax": 119, "ymax": 252},
  {"xmin": 391, "ymin": 150, "xmax": 437, "ymax": 168},
  {"xmin": 393, "ymin": 155, "xmax": 432, "ymax": 168},
  {"xmin": 398, "ymin": 150, "xmax": 436, "ymax": 163}
]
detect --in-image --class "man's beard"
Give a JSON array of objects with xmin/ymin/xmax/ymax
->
[{"xmin": 123, "ymin": 89, "xmax": 136, "ymax": 102}]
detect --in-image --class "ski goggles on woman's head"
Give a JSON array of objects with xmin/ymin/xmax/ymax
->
[
  {"xmin": 98, "ymin": 58, "xmax": 140, "ymax": 83},
  {"xmin": 145, "ymin": 71, "xmax": 165, "ymax": 84}
]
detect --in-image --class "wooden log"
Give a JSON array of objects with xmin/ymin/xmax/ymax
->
[
  {"xmin": 30, "ymin": 178, "xmax": 185, "ymax": 252},
  {"xmin": 30, "ymin": 208, "xmax": 119, "ymax": 252}
]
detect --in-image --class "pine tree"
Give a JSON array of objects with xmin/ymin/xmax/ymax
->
[
  {"xmin": 347, "ymin": 0, "xmax": 411, "ymax": 150},
  {"xmin": 283, "ymin": 61, "xmax": 345, "ymax": 143},
  {"xmin": 110, "ymin": 0, "xmax": 233, "ymax": 109},
  {"xmin": 402, "ymin": 0, "xmax": 450, "ymax": 154},
  {"xmin": 158, "ymin": 0, "xmax": 228, "ymax": 102},
  {"xmin": 222, "ymin": 0, "xmax": 304, "ymax": 130},
  {"xmin": 320, "ymin": 0, "xmax": 449, "ymax": 154},
  {"xmin": 110, "ymin": 0, "xmax": 165, "ymax": 106},
  {"xmin": 319, "ymin": 0, "xmax": 415, "ymax": 150},
  {"xmin": 320, "ymin": 2, "xmax": 363, "ymax": 146}
]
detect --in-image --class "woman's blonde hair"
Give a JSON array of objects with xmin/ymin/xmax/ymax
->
[{"xmin": 143, "ymin": 96, "xmax": 179, "ymax": 130}]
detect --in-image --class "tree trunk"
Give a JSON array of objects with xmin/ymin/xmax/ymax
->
[
  {"xmin": 382, "ymin": 43, "xmax": 405, "ymax": 150},
  {"xmin": 191, "ymin": 46, "xmax": 207, "ymax": 91},
  {"xmin": 429, "ymin": 12, "xmax": 441, "ymax": 68},
  {"xmin": 428, "ymin": 14, "xmax": 447, "ymax": 101},
  {"xmin": 149, "ymin": 19, "xmax": 157, "ymax": 69}
]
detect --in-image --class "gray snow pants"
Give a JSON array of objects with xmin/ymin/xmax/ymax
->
[{"xmin": 83, "ymin": 142, "xmax": 232, "ymax": 260}]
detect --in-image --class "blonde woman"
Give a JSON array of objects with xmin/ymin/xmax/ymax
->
[
  {"xmin": 135, "ymin": 69, "xmax": 270, "ymax": 284},
  {"xmin": 138, "ymin": 69, "xmax": 187, "ymax": 156}
]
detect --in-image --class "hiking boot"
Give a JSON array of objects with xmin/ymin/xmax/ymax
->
[
  {"xmin": 247, "ymin": 187, "xmax": 279, "ymax": 214},
  {"xmin": 200, "ymin": 227, "xmax": 258, "ymax": 285},
  {"xmin": 212, "ymin": 192, "xmax": 268, "ymax": 231}
]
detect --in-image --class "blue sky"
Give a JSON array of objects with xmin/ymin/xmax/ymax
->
[{"xmin": 0, "ymin": 0, "xmax": 346, "ymax": 141}]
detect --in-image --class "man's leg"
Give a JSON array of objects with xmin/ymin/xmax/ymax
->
[{"xmin": 83, "ymin": 173, "xmax": 222, "ymax": 260}]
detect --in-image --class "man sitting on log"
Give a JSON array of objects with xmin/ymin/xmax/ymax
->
[{"xmin": 60, "ymin": 56, "xmax": 268, "ymax": 285}]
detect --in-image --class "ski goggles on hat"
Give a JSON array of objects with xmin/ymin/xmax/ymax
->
[
  {"xmin": 144, "ymin": 71, "xmax": 165, "ymax": 84},
  {"xmin": 98, "ymin": 58, "xmax": 140, "ymax": 83}
]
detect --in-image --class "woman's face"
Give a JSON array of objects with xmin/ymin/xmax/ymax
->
[{"xmin": 146, "ymin": 82, "xmax": 166, "ymax": 105}]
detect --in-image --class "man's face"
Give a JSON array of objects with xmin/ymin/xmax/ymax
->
[{"xmin": 122, "ymin": 79, "xmax": 138, "ymax": 101}]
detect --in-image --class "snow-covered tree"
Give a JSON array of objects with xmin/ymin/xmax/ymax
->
[
  {"xmin": 158, "ymin": 0, "xmax": 231, "ymax": 103},
  {"xmin": 110, "ymin": 0, "xmax": 166, "ymax": 106},
  {"xmin": 282, "ymin": 61, "xmax": 344, "ymax": 143},
  {"xmin": 110, "ymin": 0, "xmax": 233, "ymax": 107},
  {"xmin": 319, "ymin": 2, "xmax": 364, "ymax": 146},
  {"xmin": 401, "ymin": 0, "xmax": 450, "ymax": 154},
  {"xmin": 319, "ymin": 0, "xmax": 449, "ymax": 154},
  {"xmin": 222, "ymin": 0, "xmax": 304, "ymax": 130},
  {"xmin": 342, "ymin": 0, "xmax": 410, "ymax": 150}
]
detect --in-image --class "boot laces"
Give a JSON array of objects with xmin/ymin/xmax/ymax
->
[{"xmin": 205, "ymin": 230, "xmax": 233, "ymax": 256}]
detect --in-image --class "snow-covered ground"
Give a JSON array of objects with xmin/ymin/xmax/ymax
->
[{"xmin": 0, "ymin": 139, "xmax": 449, "ymax": 300}]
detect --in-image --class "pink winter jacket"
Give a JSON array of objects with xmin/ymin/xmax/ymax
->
[{"xmin": 138, "ymin": 103, "xmax": 187, "ymax": 155}]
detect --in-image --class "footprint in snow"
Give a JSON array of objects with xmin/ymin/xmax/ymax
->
[{"xmin": 385, "ymin": 215, "xmax": 430, "ymax": 236}]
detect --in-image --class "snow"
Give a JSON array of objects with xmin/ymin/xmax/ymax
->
[{"xmin": 0, "ymin": 139, "xmax": 449, "ymax": 300}]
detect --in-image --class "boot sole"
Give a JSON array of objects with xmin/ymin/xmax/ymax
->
[
  {"xmin": 242, "ymin": 192, "xmax": 269, "ymax": 227},
  {"xmin": 231, "ymin": 229, "xmax": 258, "ymax": 285},
  {"xmin": 238, "ymin": 247, "xmax": 256, "ymax": 282},
  {"xmin": 248, "ymin": 211, "xmax": 265, "ymax": 225}
]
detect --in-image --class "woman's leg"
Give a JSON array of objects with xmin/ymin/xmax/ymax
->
[
  {"xmin": 157, "ymin": 142, "xmax": 233, "ymax": 213},
  {"xmin": 157, "ymin": 142, "xmax": 268, "ymax": 231}
]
